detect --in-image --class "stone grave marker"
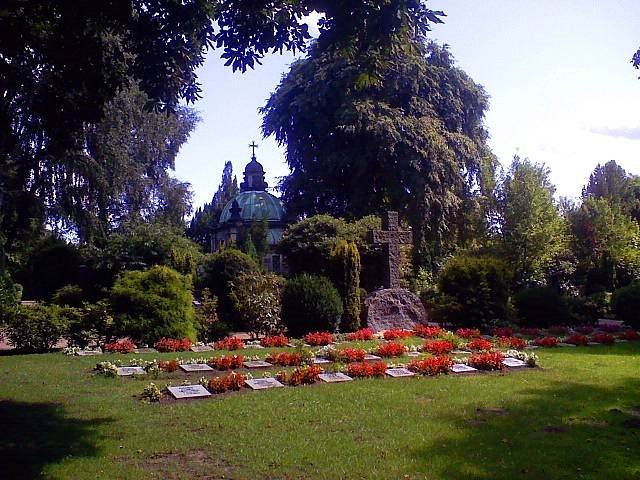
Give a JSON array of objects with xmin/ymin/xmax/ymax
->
[
  {"xmin": 451, "ymin": 363, "xmax": 478, "ymax": 373},
  {"xmin": 133, "ymin": 347, "xmax": 158, "ymax": 354},
  {"xmin": 318, "ymin": 372, "xmax": 353, "ymax": 383},
  {"xmin": 245, "ymin": 344, "xmax": 265, "ymax": 349},
  {"xmin": 245, "ymin": 378, "xmax": 284, "ymax": 390},
  {"xmin": 502, "ymin": 357, "xmax": 527, "ymax": 368},
  {"xmin": 179, "ymin": 363, "xmax": 214, "ymax": 373},
  {"xmin": 77, "ymin": 349, "xmax": 102, "ymax": 356},
  {"xmin": 363, "ymin": 354, "xmax": 382, "ymax": 361},
  {"xmin": 587, "ymin": 342, "xmax": 601, "ymax": 346},
  {"xmin": 385, "ymin": 368, "xmax": 415, "ymax": 378},
  {"xmin": 407, "ymin": 351, "xmax": 421, "ymax": 357},
  {"xmin": 116, "ymin": 366, "xmax": 146, "ymax": 376},
  {"xmin": 167, "ymin": 384, "xmax": 211, "ymax": 399},
  {"xmin": 558, "ymin": 343, "xmax": 577, "ymax": 347},
  {"xmin": 313, "ymin": 358, "xmax": 331, "ymax": 365},
  {"xmin": 243, "ymin": 360, "xmax": 273, "ymax": 369},
  {"xmin": 191, "ymin": 344, "xmax": 214, "ymax": 353},
  {"xmin": 452, "ymin": 350, "xmax": 472, "ymax": 355}
]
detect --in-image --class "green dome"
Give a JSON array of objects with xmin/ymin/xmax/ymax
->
[{"xmin": 219, "ymin": 191, "xmax": 286, "ymax": 224}]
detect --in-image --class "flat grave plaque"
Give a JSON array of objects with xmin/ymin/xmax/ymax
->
[
  {"xmin": 245, "ymin": 344, "xmax": 265, "ymax": 349},
  {"xmin": 191, "ymin": 345, "xmax": 214, "ymax": 353},
  {"xmin": 313, "ymin": 358, "xmax": 331, "ymax": 365},
  {"xmin": 116, "ymin": 366, "xmax": 146, "ymax": 376},
  {"xmin": 385, "ymin": 368, "xmax": 415, "ymax": 378},
  {"xmin": 502, "ymin": 358, "xmax": 527, "ymax": 368},
  {"xmin": 133, "ymin": 347, "xmax": 158, "ymax": 354},
  {"xmin": 451, "ymin": 363, "xmax": 478, "ymax": 373},
  {"xmin": 525, "ymin": 345, "xmax": 539, "ymax": 350},
  {"xmin": 245, "ymin": 378, "xmax": 284, "ymax": 390},
  {"xmin": 587, "ymin": 342, "xmax": 601, "ymax": 346},
  {"xmin": 363, "ymin": 354, "xmax": 382, "ymax": 361},
  {"xmin": 179, "ymin": 363, "xmax": 214, "ymax": 373},
  {"xmin": 77, "ymin": 349, "xmax": 102, "ymax": 356},
  {"xmin": 167, "ymin": 384, "xmax": 211, "ymax": 399},
  {"xmin": 558, "ymin": 343, "xmax": 577, "ymax": 347},
  {"xmin": 407, "ymin": 351, "xmax": 422, "ymax": 357},
  {"xmin": 452, "ymin": 350, "xmax": 472, "ymax": 355},
  {"xmin": 318, "ymin": 372, "xmax": 352, "ymax": 383},
  {"xmin": 243, "ymin": 360, "xmax": 273, "ymax": 369},
  {"xmin": 618, "ymin": 339, "xmax": 629, "ymax": 343}
]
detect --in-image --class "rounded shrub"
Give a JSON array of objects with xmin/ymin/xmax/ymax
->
[
  {"xmin": 281, "ymin": 274, "xmax": 343, "ymax": 337},
  {"xmin": 513, "ymin": 287, "xmax": 571, "ymax": 328},
  {"xmin": 5, "ymin": 304, "xmax": 68, "ymax": 351},
  {"xmin": 52, "ymin": 284, "xmax": 84, "ymax": 307},
  {"xmin": 110, "ymin": 265, "xmax": 197, "ymax": 344},
  {"xmin": 611, "ymin": 283, "xmax": 640, "ymax": 329}
]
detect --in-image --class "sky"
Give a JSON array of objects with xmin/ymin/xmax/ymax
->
[{"xmin": 174, "ymin": 0, "xmax": 640, "ymax": 211}]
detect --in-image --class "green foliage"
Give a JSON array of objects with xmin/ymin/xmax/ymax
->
[
  {"xmin": 238, "ymin": 218, "xmax": 269, "ymax": 260},
  {"xmin": 64, "ymin": 301, "xmax": 114, "ymax": 348},
  {"xmin": 513, "ymin": 287, "xmax": 571, "ymax": 328},
  {"xmin": 195, "ymin": 289, "xmax": 231, "ymax": 342},
  {"xmin": 198, "ymin": 248, "xmax": 260, "ymax": 325},
  {"xmin": 52, "ymin": 285, "xmax": 84, "ymax": 307},
  {"xmin": 110, "ymin": 265, "xmax": 197, "ymax": 344},
  {"xmin": 229, "ymin": 271, "xmax": 283, "ymax": 338},
  {"xmin": 281, "ymin": 274, "xmax": 343, "ymax": 337},
  {"xmin": 566, "ymin": 292, "xmax": 610, "ymax": 325},
  {"xmin": 434, "ymin": 256, "xmax": 511, "ymax": 329},
  {"xmin": 611, "ymin": 283, "xmax": 640, "ymax": 329},
  {"xmin": 331, "ymin": 240, "xmax": 361, "ymax": 332},
  {"xmin": 0, "ymin": 274, "xmax": 21, "ymax": 325},
  {"xmin": 498, "ymin": 156, "xmax": 567, "ymax": 287},
  {"xmin": 5, "ymin": 304, "xmax": 68, "ymax": 351}
]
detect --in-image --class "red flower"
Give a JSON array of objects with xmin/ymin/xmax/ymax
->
[
  {"xmin": 533, "ymin": 336, "xmax": 559, "ymax": 347},
  {"xmin": 456, "ymin": 328, "xmax": 481, "ymax": 339},
  {"xmin": 423, "ymin": 340, "xmax": 454, "ymax": 355},
  {"xmin": 518, "ymin": 327, "xmax": 541, "ymax": 337},
  {"xmin": 336, "ymin": 348, "xmax": 366, "ymax": 363},
  {"xmin": 494, "ymin": 327, "xmax": 514, "ymax": 338},
  {"xmin": 383, "ymin": 329, "xmax": 413, "ymax": 340},
  {"xmin": 408, "ymin": 356, "xmax": 453, "ymax": 375},
  {"xmin": 266, "ymin": 352, "xmax": 303, "ymax": 366},
  {"xmin": 599, "ymin": 323, "xmax": 622, "ymax": 333},
  {"xmin": 375, "ymin": 342, "xmax": 406, "ymax": 358},
  {"xmin": 304, "ymin": 332, "xmax": 334, "ymax": 346},
  {"xmin": 260, "ymin": 334, "xmax": 289, "ymax": 348},
  {"xmin": 496, "ymin": 337, "xmax": 527, "ymax": 350},
  {"xmin": 158, "ymin": 359, "xmax": 179, "ymax": 372},
  {"xmin": 564, "ymin": 334, "xmax": 589, "ymax": 346},
  {"xmin": 208, "ymin": 355, "xmax": 245, "ymax": 370},
  {"xmin": 467, "ymin": 338, "xmax": 493, "ymax": 351},
  {"xmin": 347, "ymin": 361, "xmax": 388, "ymax": 378},
  {"xmin": 277, "ymin": 365, "xmax": 323, "ymax": 386},
  {"xmin": 208, "ymin": 372, "xmax": 246, "ymax": 393},
  {"xmin": 154, "ymin": 337, "xmax": 192, "ymax": 352},
  {"xmin": 346, "ymin": 328, "xmax": 375, "ymax": 341},
  {"xmin": 103, "ymin": 339, "xmax": 136, "ymax": 353},
  {"xmin": 590, "ymin": 332, "xmax": 615, "ymax": 344},
  {"xmin": 468, "ymin": 352, "xmax": 505, "ymax": 371},
  {"xmin": 413, "ymin": 325, "xmax": 443, "ymax": 338},
  {"xmin": 619, "ymin": 330, "xmax": 640, "ymax": 341},
  {"xmin": 214, "ymin": 337, "xmax": 245, "ymax": 351},
  {"xmin": 548, "ymin": 325, "xmax": 569, "ymax": 335},
  {"xmin": 575, "ymin": 325, "xmax": 594, "ymax": 334}
]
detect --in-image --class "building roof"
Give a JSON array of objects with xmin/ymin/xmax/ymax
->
[{"xmin": 219, "ymin": 190, "xmax": 286, "ymax": 224}]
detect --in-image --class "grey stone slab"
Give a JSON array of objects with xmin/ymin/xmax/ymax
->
[
  {"xmin": 116, "ymin": 366, "xmax": 146, "ymax": 376},
  {"xmin": 587, "ymin": 342, "xmax": 601, "ymax": 346},
  {"xmin": 407, "ymin": 351, "xmax": 422, "ymax": 357},
  {"xmin": 133, "ymin": 347, "xmax": 158, "ymax": 354},
  {"xmin": 385, "ymin": 368, "xmax": 415, "ymax": 378},
  {"xmin": 524, "ymin": 345, "xmax": 539, "ymax": 350},
  {"xmin": 77, "ymin": 349, "xmax": 102, "ymax": 356},
  {"xmin": 318, "ymin": 372, "xmax": 353, "ymax": 383},
  {"xmin": 452, "ymin": 350, "xmax": 472, "ymax": 355},
  {"xmin": 245, "ymin": 378, "xmax": 284, "ymax": 390},
  {"xmin": 245, "ymin": 344, "xmax": 265, "ymax": 349},
  {"xmin": 502, "ymin": 358, "xmax": 527, "ymax": 368},
  {"xmin": 190, "ymin": 345, "xmax": 214, "ymax": 352},
  {"xmin": 179, "ymin": 363, "xmax": 214, "ymax": 372},
  {"xmin": 243, "ymin": 360, "xmax": 273, "ymax": 369},
  {"xmin": 558, "ymin": 343, "xmax": 577, "ymax": 347},
  {"xmin": 167, "ymin": 384, "xmax": 211, "ymax": 399},
  {"xmin": 312, "ymin": 358, "xmax": 331, "ymax": 365},
  {"xmin": 451, "ymin": 363, "xmax": 478, "ymax": 373},
  {"xmin": 363, "ymin": 354, "xmax": 382, "ymax": 361},
  {"xmin": 618, "ymin": 339, "xmax": 629, "ymax": 343}
]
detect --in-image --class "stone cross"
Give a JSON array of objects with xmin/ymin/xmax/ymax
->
[{"xmin": 370, "ymin": 211, "xmax": 412, "ymax": 289}]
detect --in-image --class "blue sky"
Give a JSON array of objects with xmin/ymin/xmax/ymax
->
[{"xmin": 175, "ymin": 0, "xmax": 640, "ymax": 211}]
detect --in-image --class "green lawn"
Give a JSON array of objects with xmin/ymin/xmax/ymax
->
[{"xmin": 1, "ymin": 343, "xmax": 639, "ymax": 479}]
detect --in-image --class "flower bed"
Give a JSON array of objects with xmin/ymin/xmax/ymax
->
[
  {"xmin": 423, "ymin": 340, "xmax": 454, "ymax": 355},
  {"xmin": 533, "ymin": 336, "xmax": 559, "ymax": 347},
  {"xmin": 619, "ymin": 330, "xmax": 640, "ymax": 341},
  {"xmin": 494, "ymin": 327, "xmax": 514, "ymax": 337},
  {"xmin": 346, "ymin": 328, "xmax": 375, "ymax": 341},
  {"xmin": 154, "ymin": 337, "xmax": 192, "ymax": 352},
  {"xmin": 590, "ymin": 332, "xmax": 615, "ymax": 344},
  {"xmin": 266, "ymin": 352, "xmax": 303, "ymax": 366},
  {"xmin": 467, "ymin": 338, "xmax": 493, "ymax": 351},
  {"xmin": 336, "ymin": 348, "xmax": 366, "ymax": 363},
  {"xmin": 564, "ymin": 334, "xmax": 589, "ymax": 346},
  {"xmin": 213, "ymin": 337, "xmax": 245, "ymax": 351},
  {"xmin": 207, "ymin": 372, "xmax": 246, "ymax": 393},
  {"xmin": 575, "ymin": 325, "xmax": 594, "ymax": 334},
  {"xmin": 496, "ymin": 337, "xmax": 527, "ymax": 350},
  {"xmin": 208, "ymin": 355, "xmax": 244, "ymax": 370},
  {"xmin": 383, "ymin": 329, "xmax": 413, "ymax": 340},
  {"xmin": 548, "ymin": 325, "xmax": 569, "ymax": 335},
  {"xmin": 103, "ymin": 339, "xmax": 136, "ymax": 353},
  {"xmin": 158, "ymin": 359, "xmax": 180, "ymax": 372},
  {"xmin": 455, "ymin": 328, "xmax": 481, "ymax": 339},
  {"xmin": 304, "ymin": 332, "xmax": 334, "ymax": 346},
  {"xmin": 347, "ymin": 361, "xmax": 388, "ymax": 378},
  {"xmin": 408, "ymin": 356, "xmax": 452, "ymax": 376},
  {"xmin": 260, "ymin": 334, "xmax": 289, "ymax": 348},
  {"xmin": 276, "ymin": 365, "xmax": 323, "ymax": 386},
  {"xmin": 413, "ymin": 325, "xmax": 443, "ymax": 338},
  {"xmin": 517, "ymin": 327, "xmax": 541, "ymax": 337},
  {"xmin": 468, "ymin": 352, "xmax": 505, "ymax": 371},
  {"xmin": 375, "ymin": 342, "xmax": 406, "ymax": 358}
]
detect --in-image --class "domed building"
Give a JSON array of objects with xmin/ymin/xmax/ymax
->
[{"xmin": 212, "ymin": 148, "xmax": 288, "ymax": 272}]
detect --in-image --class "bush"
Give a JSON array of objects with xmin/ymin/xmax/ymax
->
[
  {"xmin": 229, "ymin": 271, "xmax": 283, "ymax": 338},
  {"xmin": 64, "ymin": 301, "xmax": 113, "ymax": 348},
  {"xmin": 0, "ymin": 274, "xmax": 21, "ymax": 325},
  {"xmin": 195, "ymin": 289, "xmax": 231, "ymax": 342},
  {"xmin": 433, "ymin": 256, "xmax": 511, "ymax": 330},
  {"xmin": 566, "ymin": 292, "xmax": 610, "ymax": 325},
  {"xmin": 513, "ymin": 287, "xmax": 571, "ymax": 328},
  {"xmin": 5, "ymin": 304, "xmax": 68, "ymax": 351},
  {"xmin": 611, "ymin": 283, "xmax": 640, "ymax": 329},
  {"xmin": 52, "ymin": 285, "xmax": 84, "ymax": 307},
  {"xmin": 281, "ymin": 274, "xmax": 343, "ymax": 337},
  {"xmin": 110, "ymin": 265, "xmax": 197, "ymax": 344}
]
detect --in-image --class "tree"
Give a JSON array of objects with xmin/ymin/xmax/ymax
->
[
  {"xmin": 331, "ymin": 240, "xmax": 362, "ymax": 332},
  {"xmin": 229, "ymin": 271, "xmax": 283, "ymax": 338},
  {"xmin": 582, "ymin": 161, "xmax": 640, "ymax": 224},
  {"xmin": 633, "ymin": 47, "xmax": 640, "ymax": 73},
  {"xmin": 497, "ymin": 157, "xmax": 567, "ymax": 287}
]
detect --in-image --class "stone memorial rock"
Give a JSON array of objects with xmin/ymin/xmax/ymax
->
[
  {"xmin": 179, "ymin": 363, "xmax": 214, "ymax": 372},
  {"xmin": 385, "ymin": 368, "xmax": 415, "ymax": 378},
  {"xmin": 191, "ymin": 345, "xmax": 214, "ymax": 353},
  {"xmin": 318, "ymin": 372, "xmax": 353, "ymax": 383},
  {"xmin": 363, "ymin": 354, "xmax": 382, "ymax": 361},
  {"xmin": 243, "ymin": 360, "xmax": 273, "ymax": 369},
  {"xmin": 451, "ymin": 363, "xmax": 478, "ymax": 373},
  {"xmin": 116, "ymin": 366, "xmax": 146, "ymax": 376},
  {"xmin": 168, "ymin": 385, "xmax": 211, "ymax": 399},
  {"xmin": 502, "ymin": 358, "xmax": 527, "ymax": 368},
  {"xmin": 245, "ymin": 378, "xmax": 284, "ymax": 390}
]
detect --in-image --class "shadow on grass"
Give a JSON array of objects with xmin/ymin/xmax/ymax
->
[
  {"xmin": 409, "ymin": 377, "xmax": 640, "ymax": 479},
  {"xmin": 0, "ymin": 401, "xmax": 112, "ymax": 479}
]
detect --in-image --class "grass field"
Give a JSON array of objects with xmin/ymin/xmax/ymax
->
[{"xmin": 1, "ymin": 343, "xmax": 639, "ymax": 479}]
